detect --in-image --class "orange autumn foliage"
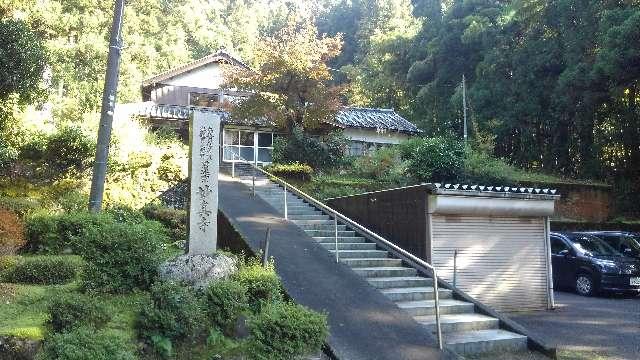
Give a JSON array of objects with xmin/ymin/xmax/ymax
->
[{"xmin": 0, "ymin": 208, "xmax": 25, "ymax": 255}]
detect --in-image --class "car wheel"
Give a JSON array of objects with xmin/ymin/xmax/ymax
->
[{"xmin": 575, "ymin": 274, "xmax": 595, "ymax": 296}]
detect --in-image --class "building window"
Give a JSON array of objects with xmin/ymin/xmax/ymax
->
[
  {"xmin": 190, "ymin": 92, "xmax": 220, "ymax": 107},
  {"xmin": 223, "ymin": 129, "xmax": 274, "ymax": 163}
]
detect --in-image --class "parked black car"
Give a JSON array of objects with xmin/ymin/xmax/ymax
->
[
  {"xmin": 578, "ymin": 231, "xmax": 640, "ymax": 260},
  {"xmin": 550, "ymin": 232, "xmax": 640, "ymax": 296}
]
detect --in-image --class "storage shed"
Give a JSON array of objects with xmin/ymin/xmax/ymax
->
[{"xmin": 326, "ymin": 183, "xmax": 559, "ymax": 312}]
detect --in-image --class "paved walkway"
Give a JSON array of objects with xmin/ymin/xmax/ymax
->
[
  {"xmin": 217, "ymin": 176, "xmax": 453, "ymax": 360},
  {"xmin": 509, "ymin": 291, "xmax": 640, "ymax": 359}
]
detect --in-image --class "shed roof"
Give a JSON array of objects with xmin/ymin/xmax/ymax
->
[{"xmin": 141, "ymin": 49, "xmax": 251, "ymax": 87}]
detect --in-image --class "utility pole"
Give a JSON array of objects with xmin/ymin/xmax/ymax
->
[
  {"xmin": 462, "ymin": 74, "xmax": 468, "ymax": 145},
  {"xmin": 89, "ymin": 0, "xmax": 125, "ymax": 212}
]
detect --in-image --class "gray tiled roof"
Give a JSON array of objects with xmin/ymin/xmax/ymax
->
[
  {"xmin": 334, "ymin": 107, "xmax": 421, "ymax": 134},
  {"xmin": 424, "ymin": 183, "xmax": 560, "ymax": 199},
  {"xmin": 130, "ymin": 103, "xmax": 276, "ymax": 127},
  {"xmin": 126, "ymin": 103, "xmax": 419, "ymax": 132}
]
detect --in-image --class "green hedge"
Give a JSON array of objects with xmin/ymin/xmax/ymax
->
[
  {"xmin": 205, "ymin": 279, "xmax": 249, "ymax": 333},
  {"xmin": 78, "ymin": 221, "xmax": 168, "ymax": 293},
  {"xmin": 136, "ymin": 281, "xmax": 206, "ymax": 358},
  {"xmin": 24, "ymin": 211, "xmax": 115, "ymax": 254},
  {"xmin": 265, "ymin": 162, "xmax": 313, "ymax": 181},
  {"xmin": 232, "ymin": 262, "xmax": 282, "ymax": 312},
  {"xmin": 36, "ymin": 326, "xmax": 136, "ymax": 360},
  {"xmin": 1, "ymin": 255, "xmax": 83, "ymax": 285},
  {"xmin": 47, "ymin": 293, "xmax": 111, "ymax": 333},
  {"xmin": 247, "ymin": 302, "xmax": 328, "ymax": 360}
]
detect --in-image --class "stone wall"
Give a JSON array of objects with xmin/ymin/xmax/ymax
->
[{"xmin": 520, "ymin": 181, "xmax": 612, "ymax": 222}]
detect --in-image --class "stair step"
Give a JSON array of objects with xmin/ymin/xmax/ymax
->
[
  {"xmin": 306, "ymin": 230, "xmax": 356, "ymax": 237},
  {"xmin": 299, "ymin": 224, "xmax": 348, "ymax": 231},
  {"xmin": 315, "ymin": 236, "xmax": 366, "ymax": 243},
  {"xmin": 321, "ymin": 242, "xmax": 377, "ymax": 250},
  {"xmin": 381, "ymin": 287, "xmax": 452, "ymax": 301},
  {"xmin": 444, "ymin": 329, "xmax": 527, "ymax": 354},
  {"xmin": 352, "ymin": 267, "xmax": 417, "ymax": 278},
  {"xmin": 328, "ymin": 250, "xmax": 388, "ymax": 258},
  {"xmin": 292, "ymin": 219, "xmax": 337, "ymax": 225},
  {"xmin": 288, "ymin": 215, "xmax": 330, "ymax": 220},
  {"xmin": 415, "ymin": 313, "xmax": 499, "ymax": 333},
  {"xmin": 340, "ymin": 258, "xmax": 402, "ymax": 268},
  {"xmin": 367, "ymin": 276, "xmax": 434, "ymax": 289},
  {"xmin": 284, "ymin": 208, "xmax": 320, "ymax": 215},
  {"xmin": 396, "ymin": 299, "xmax": 474, "ymax": 316}
]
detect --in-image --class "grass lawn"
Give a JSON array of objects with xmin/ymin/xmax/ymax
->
[{"xmin": 0, "ymin": 281, "xmax": 147, "ymax": 345}]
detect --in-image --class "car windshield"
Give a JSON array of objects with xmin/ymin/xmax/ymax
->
[{"xmin": 569, "ymin": 234, "xmax": 623, "ymax": 257}]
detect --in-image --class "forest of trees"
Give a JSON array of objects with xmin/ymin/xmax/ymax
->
[{"xmin": 1, "ymin": 0, "xmax": 639, "ymax": 214}]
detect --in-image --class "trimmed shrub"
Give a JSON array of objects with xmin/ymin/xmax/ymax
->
[
  {"xmin": 247, "ymin": 302, "xmax": 328, "ymax": 360},
  {"xmin": 79, "ymin": 221, "xmax": 168, "ymax": 293},
  {"xmin": 36, "ymin": 326, "xmax": 136, "ymax": 360},
  {"xmin": 47, "ymin": 293, "xmax": 111, "ymax": 333},
  {"xmin": 400, "ymin": 137, "xmax": 465, "ymax": 182},
  {"xmin": 43, "ymin": 126, "xmax": 94, "ymax": 176},
  {"xmin": 105, "ymin": 204, "xmax": 147, "ymax": 224},
  {"xmin": 0, "ymin": 208, "xmax": 25, "ymax": 255},
  {"xmin": 205, "ymin": 279, "xmax": 249, "ymax": 332},
  {"xmin": 136, "ymin": 281, "xmax": 206, "ymax": 357},
  {"xmin": 142, "ymin": 204, "xmax": 187, "ymax": 242},
  {"xmin": 0, "ymin": 255, "xmax": 18, "ymax": 279},
  {"xmin": 265, "ymin": 162, "xmax": 313, "ymax": 181},
  {"xmin": 24, "ymin": 211, "xmax": 115, "ymax": 254},
  {"xmin": 3, "ymin": 255, "xmax": 83, "ymax": 284},
  {"xmin": 273, "ymin": 127, "xmax": 346, "ymax": 170},
  {"xmin": 233, "ymin": 262, "xmax": 282, "ymax": 311},
  {"xmin": 0, "ymin": 196, "xmax": 40, "ymax": 218}
]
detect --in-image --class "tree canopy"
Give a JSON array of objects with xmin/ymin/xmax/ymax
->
[{"xmin": 225, "ymin": 15, "xmax": 343, "ymax": 132}]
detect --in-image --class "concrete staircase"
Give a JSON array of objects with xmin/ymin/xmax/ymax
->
[{"xmin": 231, "ymin": 172, "xmax": 530, "ymax": 356}]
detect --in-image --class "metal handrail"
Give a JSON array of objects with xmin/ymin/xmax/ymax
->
[{"xmin": 223, "ymin": 151, "xmax": 443, "ymax": 349}]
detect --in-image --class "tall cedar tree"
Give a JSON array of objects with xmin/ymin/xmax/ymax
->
[{"xmin": 224, "ymin": 16, "xmax": 343, "ymax": 133}]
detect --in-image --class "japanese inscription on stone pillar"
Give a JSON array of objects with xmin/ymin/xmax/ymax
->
[{"xmin": 188, "ymin": 110, "xmax": 221, "ymax": 255}]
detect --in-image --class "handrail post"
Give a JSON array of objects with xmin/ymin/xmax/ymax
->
[
  {"xmin": 453, "ymin": 249, "xmax": 458, "ymax": 288},
  {"xmin": 334, "ymin": 213, "xmax": 339, "ymax": 263},
  {"xmin": 231, "ymin": 157, "xmax": 235, "ymax": 178},
  {"xmin": 433, "ymin": 269, "xmax": 443, "ymax": 350},
  {"xmin": 284, "ymin": 183, "xmax": 288, "ymax": 220}
]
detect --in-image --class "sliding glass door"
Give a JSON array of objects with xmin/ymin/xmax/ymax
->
[{"xmin": 223, "ymin": 129, "xmax": 273, "ymax": 164}]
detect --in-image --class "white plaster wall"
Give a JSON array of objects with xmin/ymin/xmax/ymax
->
[
  {"xmin": 164, "ymin": 63, "xmax": 224, "ymax": 89},
  {"xmin": 342, "ymin": 128, "xmax": 411, "ymax": 144}
]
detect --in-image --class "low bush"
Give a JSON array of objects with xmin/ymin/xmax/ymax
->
[
  {"xmin": 233, "ymin": 261, "xmax": 282, "ymax": 311},
  {"xmin": 273, "ymin": 127, "xmax": 346, "ymax": 170},
  {"xmin": 400, "ymin": 137, "xmax": 465, "ymax": 183},
  {"xmin": 79, "ymin": 221, "xmax": 168, "ymax": 293},
  {"xmin": 0, "ymin": 255, "xmax": 18, "ymax": 279},
  {"xmin": 265, "ymin": 162, "xmax": 313, "ymax": 181},
  {"xmin": 3, "ymin": 255, "xmax": 83, "ymax": 285},
  {"xmin": 0, "ymin": 208, "xmax": 25, "ymax": 255},
  {"xmin": 142, "ymin": 203, "xmax": 187, "ymax": 242},
  {"xmin": 105, "ymin": 203, "xmax": 147, "ymax": 224},
  {"xmin": 43, "ymin": 126, "xmax": 94, "ymax": 176},
  {"xmin": 47, "ymin": 293, "xmax": 111, "ymax": 333},
  {"xmin": 137, "ymin": 281, "xmax": 206, "ymax": 358},
  {"xmin": 205, "ymin": 279, "xmax": 248, "ymax": 332},
  {"xmin": 247, "ymin": 301, "xmax": 328, "ymax": 360},
  {"xmin": 0, "ymin": 196, "xmax": 40, "ymax": 218},
  {"xmin": 352, "ymin": 146, "xmax": 408, "ymax": 185},
  {"xmin": 37, "ymin": 326, "xmax": 136, "ymax": 360},
  {"xmin": 24, "ymin": 211, "xmax": 115, "ymax": 254}
]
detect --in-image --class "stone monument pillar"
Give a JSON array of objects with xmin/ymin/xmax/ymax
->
[{"xmin": 187, "ymin": 110, "xmax": 221, "ymax": 255}]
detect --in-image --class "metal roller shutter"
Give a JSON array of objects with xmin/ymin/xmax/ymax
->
[{"xmin": 431, "ymin": 215, "xmax": 549, "ymax": 312}]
